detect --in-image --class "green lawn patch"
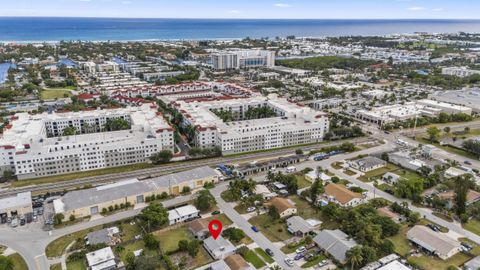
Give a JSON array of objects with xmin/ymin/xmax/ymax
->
[
  {"xmin": 281, "ymin": 238, "xmax": 306, "ymax": 254},
  {"xmin": 50, "ymin": 263, "xmax": 62, "ymax": 270},
  {"xmin": 387, "ymin": 225, "xmax": 413, "ymax": 257},
  {"xmin": 358, "ymin": 163, "xmax": 400, "ymax": 182},
  {"xmin": 154, "ymin": 226, "xmax": 192, "ymax": 253},
  {"xmin": 332, "ymin": 162, "xmax": 343, "ymax": 170},
  {"xmin": 118, "ymin": 240, "xmax": 157, "ymax": 263},
  {"xmin": 344, "ymin": 169, "xmax": 357, "ymax": 176},
  {"xmin": 40, "ymin": 89, "xmax": 73, "ymax": 100},
  {"xmin": 407, "ymin": 252, "xmax": 473, "ymax": 270},
  {"xmin": 66, "ymin": 260, "xmax": 86, "ymax": 270},
  {"xmin": 220, "ymin": 190, "xmax": 237, "ymax": 202},
  {"xmin": 295, "ymin": 174, "xmax": 312, "ymax": 189},
  {"xmin": 254, "ymin": 248, "xmax": 274, "ymax": 263},
  {"xmin": 120, "ymin": 221, "xmax": 143, "ymax": 242},
  {"xmin": 8, "ymin": 253, "xmax": 28, "ymax": 270},
  {"xmin": 301, "ymin": 254, "xmax": 327, "ymax": 268},
  {"xmin": 234, "ymin": 204, "xmax": 248, "ymax": 214},
  {"xmin": 243, "ymin": 249, "xmax": 266, "ymax": 269},
  {"xmin": 205, "ymin": 214, "xmax": 233, "ymax": 226},
  {"xmin": 249, "ymin": 214, "xmax": 291, "ymax": 242},
  {"xmin": 463, "ymin": 219, "xmax": 480, "ymax": 236}
]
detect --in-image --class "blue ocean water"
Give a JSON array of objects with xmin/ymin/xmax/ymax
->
[{"xmin": 0, "ymin": 17, "xmax": 480, "ymax": 42}]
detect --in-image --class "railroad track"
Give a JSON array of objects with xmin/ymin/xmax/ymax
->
[{"xmin": 0, "ymin": 137, "xmax": 372, "ymax": 198}]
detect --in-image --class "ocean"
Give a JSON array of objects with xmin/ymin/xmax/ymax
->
[{"xmin": 0, "ymin": 17, "xmax": 480, "ymax": 42}]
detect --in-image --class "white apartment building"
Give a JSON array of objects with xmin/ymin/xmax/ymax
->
[
  {"xmin": 173, "ymin": 94, "xmax": 329, "ymax": 154},
  {"xmin": 0, "ymin": 104, "xmax": 174, "ymax": 179},
  {"xmin": 442, "ymin": 66, "xmax": 480, "ymax": 78},
  {"xmin": 356, "ymin": 99, "xmax": 472, "ymax": 126},
  {"xmin": 211, "ymin": 49, "xmax": 275, "ymax": 70}
]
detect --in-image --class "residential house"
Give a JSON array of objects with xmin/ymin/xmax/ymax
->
[
  {"xmin": 203, "ymin": 236, "xmax": 236, "ymax": 260},
  {"xmin": 85, "ymin": 246, "xmax": 120, "ymax": 270},
  {"xmin": 86, "ymin": 227, "xmax": 120, "ymax": 246},
  {"xmin": 438, "ymin": 190, "xmax": 480, "ymax": 209},
  {"xmin": 208, "ymin": 254, "xmax": 255, "ymax": 270},
  {"xmin": 286, "ymin": 216, "xmax": 322, "ymax": 237},
  {"xmin": 349, "ymin": 156, "xmax": 386, "ymax": 172},
  {"xmin": 254, "ymin": 184, "xmax": 277, "ymax": 200},
  {"xmin": 305, "ymin": 169, "xmax": 331, "ymax": 182},
  {"xmin": 265, "ymin": 197, "xmax": 297, "ymax": 218},
  {"xmin": 323, "ymin": 183, "xmax": 366, "ymax": 207},
  {"xmin": 407, "ymin": 225, "xmax": 461, "ymax": 260},
  {"xmin": 377, "ymin": 207, "xmax": 402, "ymax": 223},
  {"xmin": 313, "ymin": 229, "xmax": 358, "ymax": 264},
  {"xmin": 189, "ymin": 219, "xmax": 210, "ymax": 240},
  {"xmin": 382, "ymin": 172, "xmax": 401, "ymax": 185},
  {"xmin": 167, "ymin": 205, "xmax": 200, "ymax": 225}
]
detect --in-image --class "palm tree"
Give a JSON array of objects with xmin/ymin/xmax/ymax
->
[{"xmin": 346, "ymin": 246, "xmax": 363, "ymax": 270}]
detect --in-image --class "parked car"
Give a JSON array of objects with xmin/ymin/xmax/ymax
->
[
  {"xmin": 251, "ymin": 226, "xmax": 260, "ymax": 232},
  {"xmin": 265, "ymin": 248, "xmax": 274, "ymax": 256},
  {"xmin": 211, "ymin": 210, "xmax": 221, "ymax": 215},
  {"xmin": 247, "ymin": 207, "xmax": 256, "ymax": 213},
  {"xmin": 294, "ymin": 253, "xmax": 304, "ymax": 260},
  {"xmin": 20, "ymin": 218, "xmax": 25, "ymax": 226},
  {"xmin": 295, "ymin": 246, "xmax": 306, "ymax": 254},
  {"xmin": 318, "ymin": 260, "xmax": 329, "ymax": 267},
  {"xmin": 284, "ymin": 258, "xmax": 294, "ymax": 267},
  {"xmin": 427, "ymin": 223, "xmax": 440, "ymax": 232},
  {"xmin": 464, "ymin": 160, "xmax": 473, "ymax": 165}
]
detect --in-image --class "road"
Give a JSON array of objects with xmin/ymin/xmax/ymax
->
[
  {"xmin": 211, "ymin": 183, "xmax": 301, "ymax": 270},
  {"xmin": 1, "ymin": 137, "xmax": 372, "ymax": 198},
  {"xmin": 0, "ymin": 193, "xmax": 194, "ymax": 270}
]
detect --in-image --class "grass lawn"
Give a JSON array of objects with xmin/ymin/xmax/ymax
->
[
  {"xmin": 408, "ymin": 252, "xmax": 474, "ymax": 270},
  {"xmin": 416, "ymin": 137, "xmax": 478, "ymax": 160},
  {"xmin": 281, "ymin": 238, "xmax": 306, "ymax": 254},
  {"xmin": 50, "ymin": 263, "xmax": 62, "ymax": 270},
  {"xmin": 332, "ymin": 162, "xmax": 343, "ymax": 170},
  {"xmin": 154, "ymin": 226, "xmax": 192, "ymax": 253},
  {"xmin": 46, "ymin": 225, "xmax": 102, "ymax": 258},
  {"xmin": 463, "ymin": 219, "xmax": 480, "ymax": 236},
  {"xmin": 301, "ymin": 254, "xmax": 327, "ymax": 268},
  {"xmin": 344, "ymin": 169, "xmax": 357, "ymax": 176},
  {"xmin": 12, "ymin": 163, "xmax": 155, "ymax": 187},
  {"xmin": 8, "ymin": 253, "xmax": 28, "ymax": 270},
  {"xmin": 234, "ymin": 204, "xmax": 248, "ymax": 214},
  {"xmin": 192, "ymin": 248, "xmax": 214, "ymax": 269},
  {"xmin": 118, "ymin": 240, "xmax": 157, "ymax": 263},
  {"xmin": 249, "ymin": 214, "xmax": 291, "ymax": 242},
  {"xmin": 295, "ymin": 174, "xmax": 312, "ymax": 189},
  {"xmin": 205, "ymin": 214, "xmax": 233, "ymax": 226},
  {"xmin": 254, "ymin": 248, "xmax": 274, "ymax": 263},
  {"xmin": 243, "ymin": 249, "xmax": 266, "ymax": 269},
  {"xmin": 288, "ymin": 196, "xmax": 337, "ymax": 229},
  {"xmin": 120, "ymin": 221, "xmax": 142, "ymax": 242},
  {"xmin": 387, "ymin": 225, "xmax": 413, "ymax": 257},
  {"xmin": 66, "ymin": 260, "xmax": 86, "ymax": 270},
  {"xmin": 40, "ymin": 89, "xmax": 73, "ymax": 100}
]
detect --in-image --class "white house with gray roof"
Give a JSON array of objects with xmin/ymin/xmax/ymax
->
[{"xmin": 203, "ymin": 236, "xmax": 236, "ymax": 260}]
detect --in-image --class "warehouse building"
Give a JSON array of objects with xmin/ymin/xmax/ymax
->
[
  {"xmin": 53, "ymin": 166, "xmax": 221, "ymax": 221},
  {"xmin": 0, "ymin": 192, "xmax": 32, "ymax": 223}
]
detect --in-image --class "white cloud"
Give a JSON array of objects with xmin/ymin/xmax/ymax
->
[
  {"xmin": 407, "ymin": 6, "xmax": 426, "ymax": 11},
  {"xmin": 227, "ymin": 10, "xmax": 241, "ymax": 14},
  {"xmin": 433, "ymin": 8, "xmax": 444, "ymax": 12},
  {"xmin": 274, "ymin": 3, "xmax": 293, "ymax": 8}
]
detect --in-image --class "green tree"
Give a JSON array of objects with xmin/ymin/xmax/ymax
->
[
  {"xmin": 463, "ymin": 140, "xmax": 480, "ymax": 157},
  {"xmin": 453, "ymin": 174, "xmax": 474, "ymax": 216},
  {"xmin": 427, "ymin": 126, "xmax": 441, "ymax": 142},
  {"xmin": 346, "ymin": 246, "xmax": 364, "ymax": 270},
  {"xmin": 139, "ymin": 202, "xmax": 169, "ymax": 230},
  {"xmin": 194, "ymin": 190, "xmax": 216, "ymax": 211},
  {"xmin": 0, "ymin": 256, "xmax": 14, "ymax": 270},
  {"xmin": 268, "ymin": 206, "xmax": 280, "ymax": 220},
  {"xmin": 106, "ymin": 118, "xmax": 130, "ymax": 131},
  {"xmin": 53, "ymin": 213, "xmax": 64, "ymax": 225},
  {"xmin": 143, "ymin": 233, "xmax": 159, "ymax": 250},
  {"xmin": 62, "ymin": 126, "xmax": 76, "ymax": 136},
  {"xmin": 150, "ymin": 150, "xmax": 173, "ymax": 165}
]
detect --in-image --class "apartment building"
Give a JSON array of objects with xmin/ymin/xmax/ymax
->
[
  {"xmin": 172, "ymin": 94, "xmax": 329, "ymax": 154},
  {"xmin": 0, "ymin": 104, "xmax": 174, "ymax": 179},
  {"xmin": 442, "ymin": 66, "xmax": 480, "ymax": 78},
  {"xmin": 211, "ymin": 49, "xmax": 275, "ymax": 70}
]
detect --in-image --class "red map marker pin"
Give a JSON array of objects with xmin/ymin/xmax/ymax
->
[{"xmin": 208, "ymin": 219, "xmax": 223, "ymax": 240}]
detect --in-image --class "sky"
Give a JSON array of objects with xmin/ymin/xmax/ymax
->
[{"xmin": 0, "ymin": 0, "xmax": 478, "ymax": 19}]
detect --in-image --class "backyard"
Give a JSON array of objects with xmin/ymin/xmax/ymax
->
[
  {"xmin": 249, "ymin": 214, "xmax": 291, "ymax": 242},
  {"xmin": 40, "ymin": 88, "xmax": 73, "ymax": 100}
]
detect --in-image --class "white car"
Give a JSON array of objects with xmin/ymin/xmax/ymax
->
[
  {"xmin": 295, "ymin": 246, "xmax": 306, "ymax": 254},
  {"xmin": 284, "ymin": 258, "xmax": 294, "ymax": 267},
  {"xmin": 247, "ymin": 207, "xmax": 256, "ymax": 213}
]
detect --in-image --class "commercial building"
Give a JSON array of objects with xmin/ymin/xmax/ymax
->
[
  {"xmin": 53, "ymin": 166, "xmax": 221, "ymax": 220},
  {"xmin": 349, "ymin": 156, "xmax": 386, "ymax": 172},
  {"xmin": 167, "ymin": 205, "xmax": 200, "ymax": 225},
  {"xmin": 430, "ymin": 89, "xmax": 480, "ymax": 113},
  {"xmin": 442, "ymin": 66, "xmax": 480, "ymax": 77},
  {"xmin": 313, "ymin": 229, "xmax": 358, "ymax": 264},
  {"xmin": 407, "ymin": 225, "xmax": 461, "ymax": 260},
  {"xmin": 211, "ymin": 50, "xmax": 275, "ymax": 70},
  {"xmin": 0, "ymin": 192, "xmax": 32, "ymax": 223},
  {"xmin": 173, "ymin": 94, "xmax": 328, "ymax": 154},
  {"xmin": 356, "ymin": 99, "xmax": 472, "ymax": 126},
  {"xmin": 0, "ymin": 104, "xmax": 174, "ymax": 179}
]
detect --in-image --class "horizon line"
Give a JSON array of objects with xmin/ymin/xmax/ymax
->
[{"xmin": 1, "ymin": 16, "xmax": 480, "ymax": 20}]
